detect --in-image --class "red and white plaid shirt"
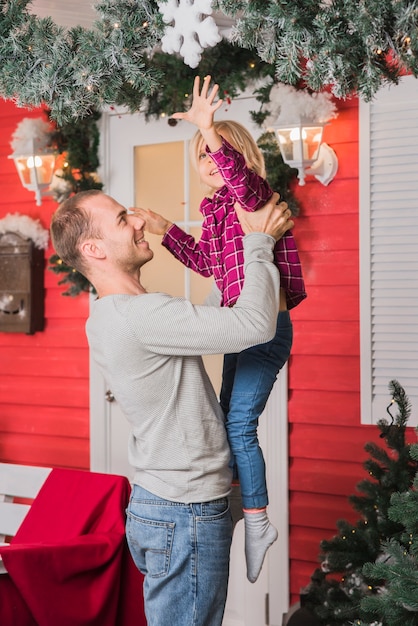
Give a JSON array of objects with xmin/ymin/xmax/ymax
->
[{"xmin": 162, "ymin": 138, "xmax": 307, "ymax": 309}]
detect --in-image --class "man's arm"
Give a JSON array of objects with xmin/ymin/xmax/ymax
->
[{"xmin": 129, "ymin": 194, "xmax": 294, "ymax": 356}]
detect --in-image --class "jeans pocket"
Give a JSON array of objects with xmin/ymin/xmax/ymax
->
[{"xmin": 126, "ymin": 511, "xmax": 175, "ymax": 578}]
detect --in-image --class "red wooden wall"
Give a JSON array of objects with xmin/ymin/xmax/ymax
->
[
  {"xmin": 0, "ymin": 100, "xmax": 90, "ymax": 470},
  {"xmin": 287, "ymin": 97, "xmax": 415, "ymax": 602}
]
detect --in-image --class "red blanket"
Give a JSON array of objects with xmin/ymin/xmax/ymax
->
[{"xmin": 0, "ymin": 468, "xmax": 146, "ymax": 626}]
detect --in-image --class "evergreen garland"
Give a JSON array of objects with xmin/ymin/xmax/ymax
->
[
  {"xmin": 0, "ymin": 0, "xmax": 418, "ymax": 124},
  {"xmin": 141, "ymin": 40, "xmax": 274, "ymax": 120},
  {"xmin": 0, "ymin": 0, "xmax": 163, "ymax": 124},
  {"xmin": 256, "ymin": 131, "xmax": 299, "ymax": 215},
  {"xmin": 48, "ymin": 255, "xmax": 95, "ymax": 297},
  {"xmin": 215, "ymin": 0, "xmax": 418, "ymax": 102},
  {"xmin": 47, "ymin": 111, "xmax": 103, "ymax": 296},
  {"xmin": 50, "ymin": 110, "xmax": 103, "ymax": 194}
]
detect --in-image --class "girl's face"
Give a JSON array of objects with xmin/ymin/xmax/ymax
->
[
  {"xmin": 197, "ymin": 130, "xmax": 234, "ymax": 191},
  {"xmin": 197, "ymin": 145, "xmax": 224, "ymax": 191}
]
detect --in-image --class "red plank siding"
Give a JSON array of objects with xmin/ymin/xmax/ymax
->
[
  {"xmin": 0, "ymin": 99, "xmax": 90, "ymax": 470},
  {"xmin": 287, "ymin": 94, "xmax": 416, "ymax": 607}
]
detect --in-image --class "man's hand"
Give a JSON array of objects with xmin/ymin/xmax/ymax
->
[
  {"xmin": 235, "ymin": 193, "xmax": 294, "ymax": 240},
  {"xmin": 128, "ymin": 207, "xmax": 172, "ymax": 236}
]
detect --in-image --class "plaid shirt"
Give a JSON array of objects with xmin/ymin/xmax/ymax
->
[{"xmin": 162, "ymin": 138, "xmax": 307, "ymax": 309}]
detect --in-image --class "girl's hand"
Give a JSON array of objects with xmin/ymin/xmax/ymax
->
[
  {"xmin": 171, "ymin": 75, "xmax": 223, "ymax": 131},
  {"xmin": 128, "ymin": 207, "xmax": 172, "ymax": 236}
]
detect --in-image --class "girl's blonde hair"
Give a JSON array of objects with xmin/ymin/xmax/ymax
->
[{"xmin": 189, "ymin": 120, "xmax": 266, "ymax": 182}]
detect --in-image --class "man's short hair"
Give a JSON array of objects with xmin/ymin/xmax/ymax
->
[{"xmin": 50, "ymin": 189, "xmax": 103, "ymax": 276}]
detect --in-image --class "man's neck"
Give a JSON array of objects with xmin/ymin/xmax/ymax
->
[{"xmin": 92, "ymin": 270, "xmax": 146, "ymax": 299}]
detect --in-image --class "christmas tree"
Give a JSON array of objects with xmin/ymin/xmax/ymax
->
[
  {"xmin": 361, "ymin": 444, "xmax": 418, "ymax": 624},
  {"xmin": 300, "ymin": 380, "xmax": 418, "ymax": 625}
]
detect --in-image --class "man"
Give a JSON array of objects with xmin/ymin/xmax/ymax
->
[{"xmin": 50, "ymin": 189, "xmax": 293, "ymax": 626}]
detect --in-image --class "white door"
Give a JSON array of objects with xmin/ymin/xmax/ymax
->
[{"xmin": 90, "ymin": 95, "xmax": 290, "ymax": 626}]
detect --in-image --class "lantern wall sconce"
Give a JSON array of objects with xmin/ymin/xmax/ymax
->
[
  {"xmin": 9, "ymin": 117, "xmax": 58, "ymax": 206},
  {"xmin": 9, "ymin": 142, "xmax": 57, "ymax": 206},
  {"xmin": 271, "ymin": 121, "xmax": 338, "ymax": 186}
]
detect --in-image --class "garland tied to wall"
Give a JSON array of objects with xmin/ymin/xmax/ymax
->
[{"xmin": 48, "ymin": 111, "xmax": 103, "ymax": 296}]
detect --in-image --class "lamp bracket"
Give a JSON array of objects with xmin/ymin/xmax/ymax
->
[{"xmin": 305, "ymin": 143, "xmax": 338, "ymax": 186}]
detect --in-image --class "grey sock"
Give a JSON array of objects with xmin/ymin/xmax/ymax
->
[{"xmin": 244, "ymin": 510, "xmax": 278, "ymax": 583}]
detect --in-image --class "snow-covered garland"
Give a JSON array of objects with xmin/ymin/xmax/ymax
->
[{"xmin": 1, "ymin": 0, "xmax": 418, "ymax": 124}]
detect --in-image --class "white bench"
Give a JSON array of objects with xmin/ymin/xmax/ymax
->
[{"xmin": 0, "ymin": 462, "xmax": 51, "ymax": 574}]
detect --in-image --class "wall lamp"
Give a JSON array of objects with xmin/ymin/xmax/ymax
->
[
  {"xmin": 9, "ymin": 142, "xmax": 57, "ymax": 206},
  {"xmin": 270, "ymin": 120, "xmax": 338, "ymax": 186},
  {"xmin": 9, "ymin": 117, "xmax": 58, "ymax": 206}
]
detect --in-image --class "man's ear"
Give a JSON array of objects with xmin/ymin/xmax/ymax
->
[{"xmin": 80, "ymin": 240, "xmax": 106, "ymax": 260}]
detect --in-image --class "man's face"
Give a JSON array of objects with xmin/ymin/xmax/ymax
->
[{"xmin": 84, "ymin": 194, "xmax": 154, "ymax": 272}]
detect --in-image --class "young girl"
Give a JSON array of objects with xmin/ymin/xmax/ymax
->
[{"xmin": 137, "ymin": 76, "xmax": 306, "ymax": 583}]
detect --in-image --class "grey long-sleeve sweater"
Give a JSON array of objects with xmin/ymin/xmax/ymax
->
[{"xmin": 86, "ymin": 233, "xmax": 281, "ymax": 503}]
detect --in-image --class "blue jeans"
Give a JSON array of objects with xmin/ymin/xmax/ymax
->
[
  {"xmin": 126, "ymin": 485, "xmax": 232, "ymax": 626},
  {"xmin": 220, "ymin": 311, "xmax": 293, "ymax": 509}
]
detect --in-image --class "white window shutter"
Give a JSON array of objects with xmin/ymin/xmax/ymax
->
[{"xmin": 360, "ymin": 75, "xmax": 418, "ymax": 426}]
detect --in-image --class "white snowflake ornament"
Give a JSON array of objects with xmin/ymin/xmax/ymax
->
[{"xmin": 157, "ymin": 0, "xmax": 222, "ymax": 69}]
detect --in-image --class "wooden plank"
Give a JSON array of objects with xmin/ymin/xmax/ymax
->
[
  {"xmin": 0, "ymin": 320, "xmax": 88, "ymax": 347},
  {"xmin": 289, "ymin": 458, "xmax": 361, "ymax": 496},
  {"xmin": 289, "ymin": 492, "xmax": 359, "ymax": 529},
  {"xmin": 292, "ymin": 179, "xmax": 358, "ymax": 218},
  {"xmin": 289, "ymin": 423, "xmax": 378, "ymax": 461},
  {"xmin": 298, "ymin": 250, "xmax": 359, "ymax": 286},
  {"xmin": 0, "ymin": 501, "xmax": 31, "ymax": 538},
  {"xmin": 0, "ymin": 347, "xmax": 89, "ymax": 377},
  {"xmin": 290, "ymin": 285, "xmax": 359, "ymax": 321},
  {"xmin": 291, "ymin": 320, "xmax": 359, "ymax": 356},
  {"xmin": 0, "ymin": 376, "xmax": 89, "ymax": 407},
  {"xmin": 288, "ymin": 354, "xmax": 360, "ymax": 391},
  {"xmin": 45, "ymin": 292, "xmax": 89, "ymax": 318},
  {"xmin": 292, "ymin": 213, "xmax": 359, "ymax": 251},
  {"xmin": 0, "ymin": 405, "xmax": 89, "ymax": 438},
  {"xmin": 288, "ymin": 389, "xmax": 361, "ymax": 426},
  {"xmin": 289, "ymin": 526, "xmax": 334, "ymax": 562},
  {"xmin": 0, "ymin": 463, "xmax": 51, "ymax": 498},
  {"xmin": 0, "ymin": 434, "xmax": 89, "ymax": 469}
]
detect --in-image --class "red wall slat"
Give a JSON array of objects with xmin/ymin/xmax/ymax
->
[
  {"xmin": 0, "ymin": 433, "xmax": 89, "ymax": 468},
  {"xmin": 285, "ymin": 96, "xmax": 417, "ymax": 606},
  {"xmin": 0, "ymin": 98, "xmax": 90, "ymax": 470},
  {"xmin": 0, "ymin": 404, "xmax": 89, "ymax": 437}
]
